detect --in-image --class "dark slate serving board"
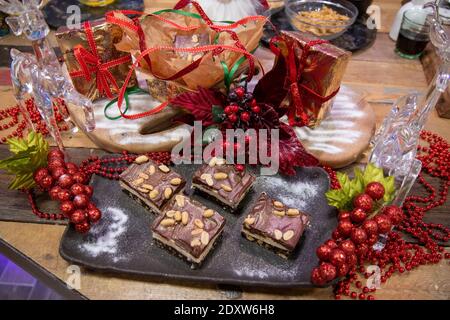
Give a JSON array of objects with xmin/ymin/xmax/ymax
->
[{"xmin": 59, "ymin": 163, "xmax": 337, "ymax": 287}]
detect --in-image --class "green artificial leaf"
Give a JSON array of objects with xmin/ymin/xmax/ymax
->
[
  {"xmin": 0, "ymin": 132, "xmax": 49, "ymax": 190},
  {"xmin": 211, "ymin": 105, "xmax": 225, "ymax": 123},
  {"xmin": 381, "ymin": 175, "xmax": 396, "ymax": 202}
]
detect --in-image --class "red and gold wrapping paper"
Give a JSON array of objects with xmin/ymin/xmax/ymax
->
[
  {"xmin": 280, "ymin": 31, "xmax": 351, "ymax": 128},
  {"xmin": 56, "ymin": 19, "xmax": 136, "ymax": 101}
]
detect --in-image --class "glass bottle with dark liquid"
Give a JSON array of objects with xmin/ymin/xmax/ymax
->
[{"xmin": 395, "ymin": 12, "xmax": 430, "ymax": 59}]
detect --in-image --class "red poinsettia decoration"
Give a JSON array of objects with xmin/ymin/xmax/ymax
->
[{"xmin": 171, "ymin": 83, "xmax": 318, "ymax": 175}]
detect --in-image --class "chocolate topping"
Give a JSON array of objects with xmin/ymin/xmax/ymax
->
[{"xmin": 152, "ymin": 196, "xmax": 225, "ymax": 259}]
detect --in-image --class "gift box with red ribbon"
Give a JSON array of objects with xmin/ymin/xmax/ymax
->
[
  {"xmin": 275, "ymin": 31, "xmax": 351, "ymax": 128},
  {"xmin": 56, "ymin": 19, "xmax": 136, "ymax": 101}
]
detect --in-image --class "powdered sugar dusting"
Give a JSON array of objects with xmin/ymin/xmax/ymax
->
[
  {"xmin": 256, "ymin": 176, "xmax": 321, "ymax": 210},
  {"xmin": 79, "ymin": 207, "xmax": 128, "ymax": 262}
]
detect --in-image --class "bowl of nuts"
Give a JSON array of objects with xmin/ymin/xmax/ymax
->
[{"xmin": 285, "ymin": 0, "xmax": 358, "ymax": 40}]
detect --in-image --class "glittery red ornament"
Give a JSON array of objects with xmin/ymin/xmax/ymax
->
[
  {"xmin": 57, "ymin": 189, "xmax": 71, "ymax": 202},
  {"xmin": 339, "ymin": 239, "xmax": 356, "ymax": 256},
  {"xmin": 39, "ymin": 175, "xmax": 53, "ymax": 190},
  {"xmin": 338, "ymin": 211, "xmax": 351, "ymax": 221},
  {"xmin": 84, "ymin": 185, "xmax": 93, "ymax": 198},
  {"xmin": 346, "ymin": 253, "xmax": 357, "ymax": 266},
  {"xmin": 353, "ymin": 193, "xmax": 373, "ymax": 212},
  {"xmin": 235, "ymin": 164, "xmax": 245, "ymax": 172},
  {"xmin": 374, "ymin": 214, "xmax": 392, "ymax": 234},
  {"xmin": 319, "ymin": 262, "xmax": 337, "ymax": 281},
  {"xmin": 75, "ymin": 221, "xmax": 90, "ymax": 234},
  {"xmin": 49, "ymin": 186, "xmax": 62, "ymax": 201},
  {"xmin": 70, "ymin": 183, "xmax": 85, "ymax": 196},
  {"xmin": 60, "ymin": 201, "xmax": 75, "ymax": 216},
  {"xmin": 224, "ymin": 106, "xmax": 233, "ymax": 115},
  {"xmin": 47, "ymin": 149, "xmax": 64, "ymax": 161},
  {"xmin": 325, "ymin": 239, "xmax": 338, "ymax": 249},
  {"xmin": 311, "ymin": 267, "xmax": 326, "ymax": 285},
  {"xmin": 234, "ymin": 87, "xmax": 245, "ymax": 98},
  {"xmin": 337, "ymin": 263, "xmax": 349, "ymax": 277},
  {"xmin": 350, "ymin": 208, "xmax": 367, "ymax": 224},
  {"xmin": 240, "ymin": 112, "xmax": 251, "ymax": 122},
  {"xmin": 48, "ymin": 158, "xmax": 66, "ymax": 171},
  {"xmin": 362, "ymin": 219, "xmax": 378, "ymax": 235},
  {"xmin": 330, "ymin": 248, "xmax": 347, "ymax": 267},
  {"xmin": 365, "ymin": 182, "xmax": 385, "ymax": 200},
  {"xmin": 332, "ymin": 229, "xmax": 342, "ymax": 240},
  {"xmin": 72, "ymin": 172, "xmax": 87, "ymax": 184},
  {"xmin": 33, "ymin": 168, "xmax": 49, "ymax": 183},
  {"xmin": 251, "ymin": 105, "xmax": 261, "ymax": 114},
  {"xmin": 50, "ymin": 167, "xmax": 67, "ymax": 180},
  {"xmin": 58, "ymin": 174, "xmax": 74, "ymax": 189},
  {"xmin": 350, "ymin": 228, "xmax": 368, "ymax": 244},
  {"xmin": 316, "ymin": 244, "xmax": 332, "ymax": 261},
  {"xmin": 73, "ymin": 194, "xmax": 89, "ymax": 208},
  {"xmin": 70, "ymin": 209, "xmax": 86, "ymax": 224},
  {"xmin": 367, "ymin": 234, "xmax": 378, "ymax": 245},
  {"xmin": 87, "ymin": 202, "xmax": 98, "ymax": 211},
  {"xmin": 355, "ymin": 243, "xmax": 369, "ymax": 257},
  {"xmin": 87, "ymin": 207, "xmax": 101, "ymax": 223},
  {"xmin": 337, "ymin": 220, "xmax": 353, "ymax": 237},
  {"xmin": 228, "ymin": 113, "xmax": 238, "ymax": 123},
  {"xmin": 65, "ymin": 162, "xmax": 78, "ymax": 171},
  {"xmin": 381, "ymin": 205, "xmax": 404, "ymax": 225}
]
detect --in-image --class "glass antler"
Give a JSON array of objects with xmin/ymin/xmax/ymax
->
[
  {"xmin": 0, "ymin": 0, "xmax": 96, "ymax": 153},
  {"xmin": 369, "ymin": 0, "xmax": 450, "ymax": 206}
]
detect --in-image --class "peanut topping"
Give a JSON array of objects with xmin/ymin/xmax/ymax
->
[
  {"xmin": 283, "ymin": 230, "xmax": 295, "ymax": 241},
  {"xmin": 194, "ymin": 219, "xmax": 204, "ymax": 229},
  {"xmin": 149, "ymin": 189, "xmax": 159, "ymax": 199},
  {"xmin": 148, "ymin": 165, "xmax": 156, "ymax": 175},
  {"xmin": 175, "ymin": 195, "xmax": 185, "ymax": 208},
  {"xmin": 244, "ymin": 216, "xmax": 256, "ymax": 226},
  {"xmin": 170, "ymin": 178, "xmax": 182, "ymax": 186},
  {"xmin": 174, "ymin": 210, "xmax": 182, "ymax": 222},
  {"xmin": 287, "ymin": 208, "xmax": 300, "ymax": 216},
  {"xmin": 158, "ymin": 164, "xmax": 170, "ymax": 173},
  {"xmin": 135, "ymin": 155, "xmax": 149, "ymax": 164},
  {"xmin": 201, "ymin": 231, "xmax": 210, "ymax": 245},
  {"xmin": 273, "ymin": 201, "xmax": 284, "ymax": 209},
  {"xmin": 221, "ymin": 184, "xmax": 232, "ymax": 192},
  {"xmin": 142, "ymin": 184, "xmax": 154, "ymax": 190},
  {"xmin": 181, "ymin": 211, "xmax": 189, "ymax": 225},
  {"xmin": 164, "ymin": 187, "xmax": 173, "ymax": 199},
  {"xmin": 132, "ymin": 178, "xmax": 144, "ymax": 186},
  {"xmin": 138, "ymin": 172, "xmax": 149, "ymax": 179},
  {"xmin": 165, "ymin": 210, "xmax": 176, "ymax": 218},
  {"xmin": 160, "ymin": 218, "xmax": 175, "ymax": 227},
  {"xmin": 191, "ymin": 228, "xmax": 203, "ymax": 236},
  {"xmin": 274, "ymin": 229, "xmax": 283, "ymax": 240},
  {"xmin": 214, "ymin": 172, "xmax": 228, "ymax": 180},
  {"xmin": 190, "ymin": 238, "xmax": 201, "ymax": 247},
  {"xmin": 273, "ymin": 210, "xmax": 285, "ymax": 217},
  {"xmin": 203, "ymin": 209, "xmax": 214, "ymax": 218}
]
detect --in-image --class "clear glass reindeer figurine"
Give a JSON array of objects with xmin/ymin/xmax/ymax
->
[
  {"xmin": 369, "ymin": 0, "xmax": 450, "ymax": 206},
  {"xmin": 0, "ymin": 0, "xmax": 95, "ymax": 152}
]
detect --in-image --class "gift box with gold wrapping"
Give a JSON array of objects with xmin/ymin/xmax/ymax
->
[
  {"xmin": 279, "ymin": 31, "xmax": 351, "ymax": 128},
  {"xmin": 56, "ymin": 19, "xmax": 136, "ymax": 101}
]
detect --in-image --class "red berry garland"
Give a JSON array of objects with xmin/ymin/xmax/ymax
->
[{"xmin": 318, "ymin": 130, "xmax": 450, "ymax": 300}]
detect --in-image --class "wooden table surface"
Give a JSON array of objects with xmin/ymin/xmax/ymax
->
[{"xmin": 0, "ymin": 0, "xmax": 449, "ymax": 300}]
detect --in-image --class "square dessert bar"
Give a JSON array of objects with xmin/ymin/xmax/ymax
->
[
  {"xmin": 152, "ymin": 194, "xmax": 226, "ymax": 266},
  {"xmin": 242, "ymin": 193, "xmax": 309, "ymax": 258},
  {"xmin": 119, "ymin": 156, "xmax": 186, "ymax": 214},
  {"xmin": 192, "ymin": 158, "xmax": 255, "ymax": 210}
]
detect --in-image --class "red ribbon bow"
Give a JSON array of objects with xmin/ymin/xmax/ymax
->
[{"xmin": 69, "ymin": 21, "xmax": 132, "ymax": 99}]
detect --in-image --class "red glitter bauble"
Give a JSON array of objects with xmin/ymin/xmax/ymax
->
[
  {"xmin": 87, "ymin": 207, "xmax": 101, "ymax": 223},
  {"xmin": 381, "ymin": 205, "xmax": 404, "ymax": 225},
  {"xmin": 224, "ymin": 106, "xmax": 234, "ymax": 115},
  {"xmin": 311, "ymin": 267, "xmax": 326, "ymax": 285},
  {"xmin": 346, "ymin": 253, "xmax": 357, "ymax": 266},
  {"xmin": 84, "ymin": 185, "xmax": 93, "ymax": 198},
  {"xmin": 325, "ymin": 239, "xmax": 338, "ymax": 249},
  {"xmin": 47, "ymin": 158, "xmax": 66, "ymax": 171},
  {"xmin": 33, "ymin": 168, "xmax": 49, "ymax": 184},
  {"xmin": 316, "ymin": 244, "xmax": 332, "ymax": 261},
  {"xmin": 228, "ymin": 113, "xmax": 238, "ymax": 123},
  {"xmin": 39, "ymin": 175, "xmax": 54, "ymax": 190},
  {"xmin": 362, "ymin": 219, "xmax": 378, "ymax": 235},
  {"xmin": 70, "ymin": 209, "xmax": 86, "ymax": 224},
  {"xmin": 72, "ymin": 172, "xmax": 87, "ymax": 184},
  {"xmin": 338, "ymin": 211, "xmax": 351, "ymax": 221},
  {"xmin": 75, "ymin": 221, "xmax": 90, "ymax": 234},
  {"xmin": 332, "ymin": 229, "xmax": 342, "ymax": 240},
  {"xmin": 251, "ymin": 105, "xmax": 261, "ymax": 114},
  {"xmin": 365, "ymin": 182, "xmax": 385, "ymax": 200},
  {"xmin": 374, "ymin": 214, "xmax": 392, "ymax": 234},
  {"xmin": 353, "ymin": 193, "xmax": 373, "ymax": 212},
  {"xmin": 58, "ymin": 174, "xmax": 74, "ymax": 189},
  {"xmin": 240, "ymin": 112, "xmax": 251, "ymax": 122},
  {"xmin": 57, "ymin": 189, "xmax": 71, "ymax": 202},
  {"xmin": 350, "ymin": 208, "xmax": 367, "ymax": 224},
  {"xmin": 49, "ymin": 186, "xmax": 62, "ymax": 201},
  {"xmin": 47, "ymin": 149, "xmax": 64, "ymax": 161},
  {"xmin": 235, "ymin": 164, "xmax": 245, "ymax": 172},
  {"xmin": 339, "ymin": 239, "xmax": 356, "ymax": 256},
  {"xmin": 367, "ymin": 234, "xmax": 378, "ymax": 245},
  {"xmin": 319, "ymin": 262, "xmax": 337, "ymax": 281},
  {"xmin": 329, "ymin": 248, "xmax": 347, "ymax": 267},
  {"xmin": 60, "ymin": 201, "xmax": 75, "ymax": 216},
  {"xmin": 50, "ymin": 167, "xmax": 67, "ymax": 180},
  {"xmin": 350, "ymin": 228, "xmax": 368, "ymax": 244},
  {"xmin": 67, "ymin": 168, "xmax": 79, "ymax": 176},
  {"xmin": 234, "ymin": 87, "xmax": 245, "ymax": 98},
  {"xmin": 355, "ymin": 243, "xmax": 369, "ymax": 257},
  {"xmin": 337, "ymin": 220, "xmax": 353, "ymax": 237},
  {"xmin": 87, "ymin": 202, "xmax": 98, "ymax": 211},
  {"xmin": 70, "ymin": 183, "xmax": 85, "ymax": 196},
  {"xmin": 65, "ymin": 162, "xmax": 78, "ymax": 171},
  {"xmin": 337, "ymin": 263, "xmax": 349, "ymax": 277},
  {"xmin": 73, "ymin": 194, "xmax": 89, "ymax": 208}
]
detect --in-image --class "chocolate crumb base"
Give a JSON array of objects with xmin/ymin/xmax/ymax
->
[
  {"xmin": 191, "ymin": 183, "xmax": 252, "ymax": 211},
  {"xmin": 241, "ymin": 229, "xmax": 291, "ymax": 259},
  {"xmin": 153, "ymin": 233, "xmax": 223, "ymax": 269}
]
